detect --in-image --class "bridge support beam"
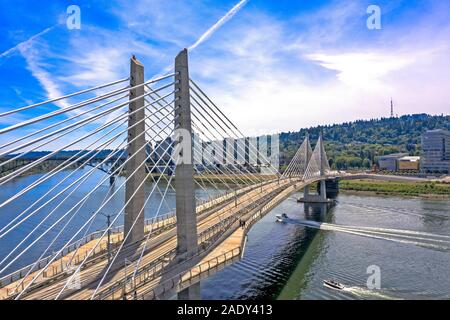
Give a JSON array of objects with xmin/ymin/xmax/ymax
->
[
  {"xmin": 174, "ymin": 49, "xmax": 199, "ymax": 300},
  {"xmin": 319, "ymin": 180, "xmax": 327, "ymax": 201},
  {"xmin": 299, "ymin": 181, "xmax": 330, "ymax": 203},
  {"xmin": 178, "ymin": 282, "xmax": 201, "ymax": 300},
  {"xmin": 303, "ymin": 185, "xmax": 310, "ymax": 199},
  {"xmin": 124, "ymin": 56, "xmax": 146, "ymax": 245}
]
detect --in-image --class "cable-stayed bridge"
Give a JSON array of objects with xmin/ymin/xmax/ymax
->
[{"xmin": 0, "ymin": 49, "xmax": 433, "ymax": 300}]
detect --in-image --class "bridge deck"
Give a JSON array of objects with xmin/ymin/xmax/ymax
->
[
  {"xmin": 0, "ymin": 180, "xmax": 268, "ymax": 299},
  {"xmin": 1, "ymin": 173, "xmax": 440, "ymax": 300},
  {"xmin": 1, "ymin": 179, "xmax": 292, "ymax": 300},
  {"xmin": 0, "ymin": 219, "xmax": 175, "ymax": 299},
  {"xmin": 66, "ymin": 180, "xmax": 290, "ymax": 300},
  {"xmin": 131, "ymin": 180, "xmax": 307, "ymax": 300}
]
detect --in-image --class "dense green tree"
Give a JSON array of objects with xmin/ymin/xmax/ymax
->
[{"xmin": 279, "ymin": 114, "xmax": 449, "ymax": 170}]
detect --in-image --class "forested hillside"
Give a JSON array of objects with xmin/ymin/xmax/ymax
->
[{"xmin": 279, "ymin": 114, "xmax": 450, "ymax": 170}]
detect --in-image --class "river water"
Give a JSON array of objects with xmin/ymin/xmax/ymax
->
[
  {"xmin": 0, "ymin": 167, "xmax": 221, "ymax": 275},
  {"xmin": 201, "ymin": 192, "xmax": 450, "ymax": 300},
  {"xmin": 1, "ymin": 168, "xmax": 449, "ymax": 299}
]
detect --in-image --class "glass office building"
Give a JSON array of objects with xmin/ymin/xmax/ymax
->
[{"xmin": 421, "ymin": 129, "xmax": 450, "ymax": 174}]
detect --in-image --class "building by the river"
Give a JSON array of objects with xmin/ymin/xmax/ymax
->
[
  {"xmin": 378, "ymin": 153, "xmax": 408, "ymax": 171},
  {"xmin": 421, "ymin": 129, "xmax": 450, "ymax": 174},
  {"xmin": 398, "ymin": 156, "xmax": 420, "ymax": 171}
]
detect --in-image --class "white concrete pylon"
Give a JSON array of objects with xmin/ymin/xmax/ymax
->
[
  {"xmin": 282, "ymin": 134, "xmax": 312, "ymax": 178},
  {"xmin": 303, "ymin": 133, "xmax": 330, "ymax": 181}
]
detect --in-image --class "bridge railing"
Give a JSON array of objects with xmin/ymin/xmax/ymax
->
[
  {"xmin": 195, "ymin": 179, "xmax": 276, "ymax": 213},
  {"xmin": 3, "ymin": 180, "xmax": 285, "ymax": 298},
  {"xmin": 197, "ymin": 182, "xmax": 289, "ymax": 247},
  {"xmin": 0, "ymin": 228, "xmax": 114, "ymax": 289},
  {"xmin": 0, "ymin": 181, "xmax": 271, "ymax": 291},
  {"xmin": 94, "ymin": 181, "xmax": 288, "ymax": 299},
  {"xmin": 0, "ymin": 210, "xmax": 176, "ymax": 290},
  {"xmin": 95, "ymin": 213, "xmax": 241, "ymax": 300},
  {"xmin": 141, "ymin": 247, "xmax": 241, "ymax": 300},
  {"xmin": 126, "ymin": 182, "xmax": 289, "ymax": 299},
  {"xmin": 94, "ymin": 217, "xmax": 233, "ymax": 299}
]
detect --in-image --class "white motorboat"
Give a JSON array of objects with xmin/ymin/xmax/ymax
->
[
  {"xmin": 323, "ymin": 279, "xmax": 345, "ymax": 290},
  {"xmin": 275, "ymin": 213, "xmax": 289, "ymax": 222}
]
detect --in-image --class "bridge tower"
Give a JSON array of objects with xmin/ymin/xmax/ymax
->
[
  {"xmin": 124, "ymin": 56, "xmax": 146, "ymax": 244},
  {"xmin": 174, "ymin": 49, "xmax": 200, "ymax": 300},
  {"xmin": 318, "ymin": 132, "xmax": 327, "ymax": 202},
  {"xmin": 300, "ymin": 132, "xmax": 332, "ymax": 203},
  {"xmin": 281, "ymin": 133, "xmax": 312, "ymax": 179},
  {"xmin": 301, "ymin": 134, "xmax": 313, "ymax": 195}
]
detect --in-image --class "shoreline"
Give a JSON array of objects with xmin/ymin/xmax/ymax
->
[
  {"xmin": 339, "ymin": 179, "xmax": 450, "ymax": 200},
  {"xmin": 340, "ymin": 189, "xmax": 450, "ymax": 200}
]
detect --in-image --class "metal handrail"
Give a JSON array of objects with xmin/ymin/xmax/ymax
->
[
  {"xmin": 142, "ymin": 247, "xmax": 241, "ymax": 300},
  {"xmin": 0, "ymin": 211, "xmax": 175, "ymax": 289},
  {"xmin": 100, "ymin": 183, "xmax": 291, "ymax": 299},
  {"xmin": 2, "ymin": 180, "xmax": 287, "ymax": 299}
]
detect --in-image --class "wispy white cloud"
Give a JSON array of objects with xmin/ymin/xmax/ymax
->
[
  {"xmin": 156, "ymin": 0, "xmax": 249, "ymax": 76},
  {"xmin": 62, "ymin": 47, "xmax": 128, "ymax": 87},
  {"xmin": 305, "ymin": 52, "xmax": 415, "ymax": 90},
  {"xmin": 3, "ymin": 0, "xmax": 449, "ymax": 141},
  {"xmin": 18, "ymin": 43, "xmax": 71, "ymax": 110},
  {"xmin": 11, "ymin": 88, "xmax": 33, "ymax": 105},
  {"xmin": 0, "ymin": 26, "xmax": 56, "ymax": 60},
  {"xmin": 186, "ymin": 3, "xmax": 450, "ymax": 135},
  {"xmin": 6, "ymin": 0, "xmax": 250, "ymax": 107},
  {"xmin": 188, "ymin": 0, "xmax": 248, "ymax": 51}
]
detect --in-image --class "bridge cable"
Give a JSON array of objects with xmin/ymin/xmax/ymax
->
[
  {"xmin": 54, "ymin": 135, "xmax": 177, "ymax": 300},
  {"xmin": 14, "ymin": 123, "xmax": 177, "ymax": 300},
  {"xmin": 189, "ymin": 79, "xmax": 279, "ymax": 176},
  {"xmin": 0, "ymin": 89, "xmax": 175, "ymax": 186},
  {"xmin": 0, "ymin": 109, "xmax": 177, "ymax": 273}
]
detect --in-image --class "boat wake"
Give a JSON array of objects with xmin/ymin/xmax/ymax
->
[
  {"xmin": 287, "ymin": 219, "xmax": 450, "ymax": 251},
  {"xmin": 341, "ymin": 286, "xmax": 404, "ymax": 300},
  {"xmin": 342, "ymin": 202, "xmax": 450, "ymax": 221}
]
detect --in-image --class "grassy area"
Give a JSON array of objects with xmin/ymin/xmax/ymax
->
[{"xmin": 340, "ymin": 179, "xmax": 450, "ymax": 198}]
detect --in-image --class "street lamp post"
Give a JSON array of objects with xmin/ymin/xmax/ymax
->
[
  {"xmin": 123, "ymin": 258, "xmax": 134, "ymax": 300},
  {"xmin": 107, "ymin": 214, "xmax": 111, "ymax": 263},
  {"xmin": 99, "ymin": 212, "xmax": 112, "ymax": 264}
]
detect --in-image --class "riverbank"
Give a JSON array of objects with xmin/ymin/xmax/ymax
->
[
  {"xmin": 0, "ymin": 160, "xmax": 80, "ymax": 178},
  {"xmin": 339, "ymin": 179, "xmax": 450, "ymax": 199},
  {"xmin": 146, "ymin": 173, "xmax": 276, "ymax": 185}
]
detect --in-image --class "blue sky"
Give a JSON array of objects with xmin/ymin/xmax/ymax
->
[{"xmin": 0, "ymin": 0, "xmax": 449, "ymax": 136}]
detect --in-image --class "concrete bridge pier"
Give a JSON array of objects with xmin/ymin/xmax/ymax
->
[
  {"xmin": 304, "ymin": 202, "xmax": 329, "ymax": 219},
  {"xmin": 319, "ymin": 180, "xmax": 327, "ymax": 201},
  {"xmin": 174, "ymin": 49, "xmax": 200, "ymax": 300},
  {"xmin": 319, "ymin": 178, "xmax": 339, "ymax": 199},
  {"xmin": 299, "ymin": 180, "xmax": 331, "ymax": 203},
  {"xmin": 178, "ymin": 282, "xmax": 201, "ymax": 300},
  {"xmin": 304, "ymin": 184, "xmax": 310, "ymax": 197}
]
